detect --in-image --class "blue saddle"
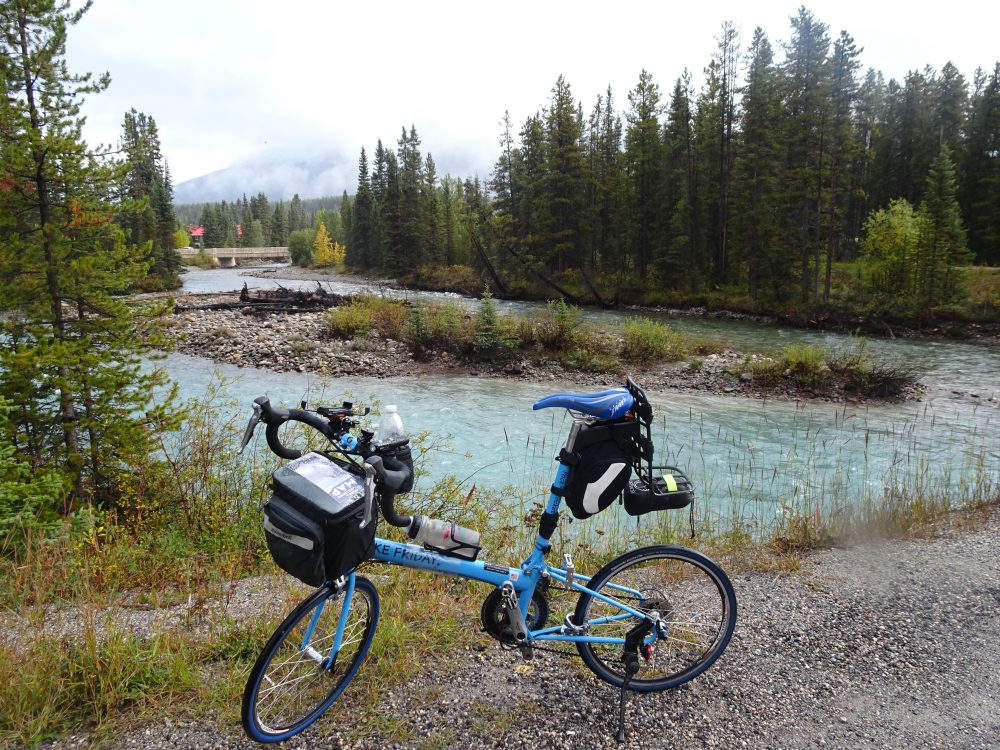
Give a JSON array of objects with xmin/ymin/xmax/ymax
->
[{"xmin": 532, "ymin": 388, "xmax": 634, "ymax": 420}]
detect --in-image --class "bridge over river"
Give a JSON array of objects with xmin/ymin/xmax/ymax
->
[{"xmin": 178, "ymin": 246, "xmax": 289, "ymax": 267}]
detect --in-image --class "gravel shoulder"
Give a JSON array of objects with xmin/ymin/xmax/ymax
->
[{"xmin": 39, "ymin": 509, "xmax": 1000, "ymax": 750}]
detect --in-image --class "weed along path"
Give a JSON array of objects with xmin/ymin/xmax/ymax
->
[{"xmin": 33, "ymin": 508, "xmax": 1000, "ymax": 749}]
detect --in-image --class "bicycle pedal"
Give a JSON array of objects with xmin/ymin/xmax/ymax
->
[{"xmin": 518, "ymin": 645, "xmax": 534, "ymax": 661}]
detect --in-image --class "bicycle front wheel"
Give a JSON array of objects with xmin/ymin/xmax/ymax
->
[
  {"xmin": 574, "ymin": 545, "xmax": 736, "ymax": 692},
  {"xmin": 242, "ymin": 575, "xmax": 379, "ymax": 743}
]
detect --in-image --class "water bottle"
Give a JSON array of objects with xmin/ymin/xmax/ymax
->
[
  {"xmin": 376, "ymin": 404, "xmax": 405, "ymax": 444},
  {"xmin": 407, "ymin": 515, "xmax": 481, "ymax": 560}
]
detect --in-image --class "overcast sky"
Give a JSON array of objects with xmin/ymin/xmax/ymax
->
[{"xmin": 66, "ymin": 0, "xmax": 1000, "ymax": 192}]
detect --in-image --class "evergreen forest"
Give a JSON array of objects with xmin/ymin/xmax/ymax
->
[{"xmin": 332, "ymin": 10, "xmax": 1000, "ymax": 315}]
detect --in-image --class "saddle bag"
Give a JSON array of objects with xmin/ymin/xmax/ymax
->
[
  {"xmin": 563, "ymin": 420, "xmax": 647, "ymax": 520},
  {"xmin": 263, "ymin": 452, "xmax": 373, "ymax": 587}
]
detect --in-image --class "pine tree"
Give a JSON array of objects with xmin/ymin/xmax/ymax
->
[
  {"xmin": 250, "ymin": 192, "xmax": 271, "ymax": 245},
  {"xmin": 349, "ymin": 148, "xmax": 374, "ymax": 268},
  {"xmin": 624, "ymin": 70, "xmax": 664, "ymax": 280},
  {"xmin": 513, "ymin": 113, "xmax": 548, "ymax": 262},
  {"xmin": 440, "ymin": 176, "xmax": 458, "ymax": 265},
  {"xmin": 119, "ymin": 109, "xmax": 180, "ymax": 288},
  {"xmin": 0, "ymin": 0, "xmax": 177, "ymax": 505},
  {"xmin": 422, "ymin": 153, "xmax": 440, "ymax": 264},
  {"xmin": 782, "ymin": 6, "xmax": 832, "ymax": 303},
  {"xmin": 847, "ymin": 69, "xmax": 885, "ymax": 251},
  {"xmin": 288, "ymin": 193, "xmax": 304, "ymax": 233},
  {"xmin": 733, "ymin": 28, "xmax": 788, "ymax": 300},
  {"xmin": 240, "ymin": 200, "xmax": 254, "ymax": 246},
  {"xmin": 270, "ymin": 201, "xmax": 288, "ymax": 245},
  {"xmin": 823, "ymin": 30, "xmax": 862, "ymax": 299},
  {"xmin": 663, "ymin": 72, "xmax": 700, "ymax": 289},
  {"xmin": 711, "ymin": 22, "xmax": 740, "ymax": 285},
  {"xmin": 542, "ymin": 76, "xmax": 588, "ymax": 272},
  {"xmin": 962, "ymin": 63, "xmax": 1000, "ymax": 263},
  {"xmin": 915, "ymin": 146, "xmax": 970, "ymax": 305},
  {"xmin": 585, "ymin": 88, "xmax": 625, "ymax": 277},
  {"xmin": 339, "ymin": 191, "xmax": 353, "ymax": 255},
  {"xmin": 397, "ymin": 125, "xmax": 425, "ymax": 271}
]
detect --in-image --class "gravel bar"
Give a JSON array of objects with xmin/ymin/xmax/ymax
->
[{"xmin": 41, "ymin": 512, "xmax": 1000, "ymax": 750}]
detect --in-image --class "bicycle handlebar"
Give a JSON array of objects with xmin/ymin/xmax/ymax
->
[
  {"xmin": 254, "ymin": 396, "xmax": 336, "ymax": 460},
  {"xmin": 248, "ymin": 395, "xmax": 414, "ymax": 527},
  {"xmin": 364, "ymin": 456, "xmax": 412, "ymax": 528}
]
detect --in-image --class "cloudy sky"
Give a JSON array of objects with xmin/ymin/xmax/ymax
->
[{"xmin": 66, "ymin": 0, "xmax": 1000, "ymax": 197}]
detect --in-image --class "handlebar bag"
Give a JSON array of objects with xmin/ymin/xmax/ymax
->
[
  {"xmin": 564, "ymin": 420, "xmax": 645, "ymax": 520},
  {"xmin": 264, "ymin": 452, "xmax": 373, "ymax": 586}
]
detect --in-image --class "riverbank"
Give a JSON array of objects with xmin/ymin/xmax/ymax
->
[
  {"xmin": 25, "ymin": 504, "xmax": 1000, "ymax": 750},
  {"xmin": 243, "ymin": 265, "xmax": 1000, "ymax": 348},
  {"xmin": 163, "ymin": 289, "xmax": 922, "ymax": 403}
]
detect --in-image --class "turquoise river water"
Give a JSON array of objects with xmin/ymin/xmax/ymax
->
[{"xmin": 164, "ymin": 266, "xmax": 1000, "ymax": 531}]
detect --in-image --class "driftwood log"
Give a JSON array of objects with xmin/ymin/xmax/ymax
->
[{"xmin": 173, "ymin": 283, "xmax": 352, "ymax": 314}]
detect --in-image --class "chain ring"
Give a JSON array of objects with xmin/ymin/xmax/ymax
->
[{"xmin": 480, "ymin": 585, "xmax": 550, "ymax": 645}]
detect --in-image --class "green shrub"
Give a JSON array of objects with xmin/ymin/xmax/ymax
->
[
  {"xmin": 326, "ymin": 301, "xmax": 373, "ymax": 337},
  {"xmin": 620, "ymin": 318, "xmax": 692, "ymax": 363},
  {"xmin": 326, "ymin": 297, "xmax": 408, "ymax": 340},
  {"xmin": 780, "ymin": 344, "xmax": 829, "ymax": 386},
  {"xmin": 533, "ymin": 299, "xmax": 583, "ymax": 349},
  {"xmin": 748, "ymin": 356, "xmax": 783, "ymax": 383},
  {"xmin": 287, "ymin": 229, "xmax": 315, "ymax": 266},
  {"xmin": 473, "ymin": 292, "xmax": 519, "ymax": 354},
  {"xmin": 366, "ymin": 297, "xmax": 407, "ymax": 340},
  {"xmin": 405, "ymin": 306, "xmax": 431, "ymax": 357},
  {"xmin": 428, "ymin": 302, "xmax": 467, "ymax": 344}
]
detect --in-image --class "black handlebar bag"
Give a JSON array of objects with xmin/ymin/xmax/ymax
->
[
  {"xmin": 563, "ymin": 420, "xmax": 645, "ymax": 520},
  {"xmin": 263, "ymin": 452, "xmax": 373, "ymax": 587}
]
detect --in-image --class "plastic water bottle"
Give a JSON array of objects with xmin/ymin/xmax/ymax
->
[
  {"xmin": 376, "ymin": 404, "xmax": 405, "ymax": 444},
  {"xmin": 407, "ymin": 515, "xmax": 482, "ymax": 560}
]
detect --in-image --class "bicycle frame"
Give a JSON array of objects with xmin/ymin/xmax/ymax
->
[
  {"xmin": 363, "ymin": 414, "xmax": 649, "ymax": 648},
  {"xmin": 311, "ymin": 414, "xmax": 649, "ymax": 667}
]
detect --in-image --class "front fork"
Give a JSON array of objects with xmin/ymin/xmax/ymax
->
[{"xmin": 299, "ymin": 574, "xmax": 355, "ymax": 671}]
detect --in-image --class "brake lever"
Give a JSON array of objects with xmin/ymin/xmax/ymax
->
[
  {"xmin": 360, "ymin": 464, "xmax": 377, "ymax": 528},
  {"xmin": 238, "ymin": 402, "xmax": 262, "ymax": 455}
]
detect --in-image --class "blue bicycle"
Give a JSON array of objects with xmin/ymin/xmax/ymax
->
[{"xmin": 238, "ymin": 378, "xmax": 737, "ymax": 743}]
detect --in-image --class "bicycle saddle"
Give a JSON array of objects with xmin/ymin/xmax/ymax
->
[{"xmin": 532, "ymin": 388, "xmax": 634, "ymax": 420}]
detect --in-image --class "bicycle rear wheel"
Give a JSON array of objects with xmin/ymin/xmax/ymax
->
[
  {"xmin": 242, "ymin": 575, "xmax": 379, "ymax": 742},
  {"xmin": 574, "ymin": 545, "xmax": 736, "ymax": 691}
]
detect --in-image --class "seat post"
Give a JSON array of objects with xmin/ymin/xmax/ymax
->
[{"xmin": 564, "ymin": 416, "xmax": 586, "ymax": 454}]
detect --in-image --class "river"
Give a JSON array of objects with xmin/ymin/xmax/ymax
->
[{"xmin": 162, "ymin": 266, "xmax": 1000, "ymax": 530}]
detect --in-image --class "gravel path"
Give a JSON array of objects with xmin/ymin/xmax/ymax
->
[{"xmin": 42, "ymin": 511, "xmax": 1000, "ymax": 750}]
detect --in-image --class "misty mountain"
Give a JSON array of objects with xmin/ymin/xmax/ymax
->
[
  {"xmin": 173, "ymin": 153, "xmax": 354, "ymax": 204},
  {"xmin": 173, "ymin": 148, "xmax": 487, "ymax": 206}
]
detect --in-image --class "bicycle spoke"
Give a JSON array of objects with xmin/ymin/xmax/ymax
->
[{"xmin": 575, "ymin": 547, "xmax": 736, "ymax": 690}]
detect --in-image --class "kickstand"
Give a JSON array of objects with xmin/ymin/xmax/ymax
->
[{"xmin": 615, "ymin": 651, "xmax": 640, "ymax": 743}]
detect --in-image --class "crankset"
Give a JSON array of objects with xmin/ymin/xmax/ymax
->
[{"xmin": 480, "ymin": 581, "xmax": 549, "ymax": 645}]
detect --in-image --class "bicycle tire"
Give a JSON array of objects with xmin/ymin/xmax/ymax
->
[
  {"xmin": 242, "ymin": 575, "xmax": 379, "ymax": 742},
  {"xmin": 574, "ymin": 545, "xmax": 736, "ymax": 692}
]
